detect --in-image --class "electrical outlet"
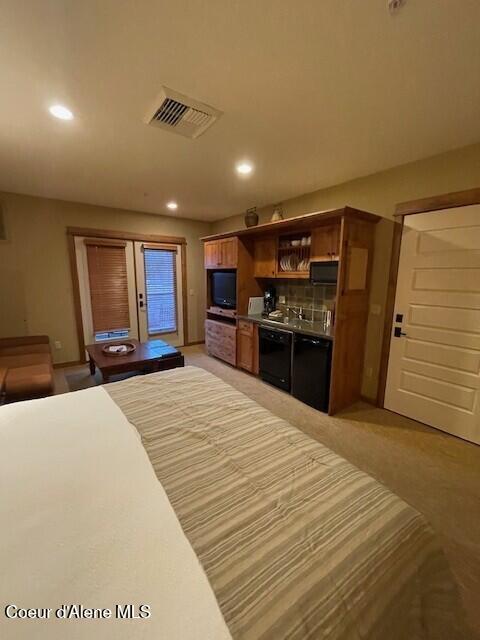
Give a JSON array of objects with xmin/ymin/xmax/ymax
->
[
  {"xmin": 370, "ymin": 304, "xmax": 381, "ymax": 316},
  {"xmin": 189, "ymin": 289, "xmax": 194, "ymax": 296},
  {"xmin": 54, "ymin": 341, "xmax": 62, "ymax": 350}
]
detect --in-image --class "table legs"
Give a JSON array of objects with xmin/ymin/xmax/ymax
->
[{"xmin": 89, "ymin": 358, "xmax": 96, "ymax": 376}]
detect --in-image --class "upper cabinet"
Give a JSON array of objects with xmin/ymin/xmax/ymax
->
[
  {"xmin": 204, "ymin": 240, "xmax": 219, "ymax": 268},
  {"xmin": 202, "ymin": 208, "xmax": 378, "ymax": 284},
  {"xmin": 311, "ymin": 224, "xmax": 340, "ymax": 261},
  {"xmin": 253, "ymin": 237, "xmax": 276, "ymax": 277},
  {"xmin": 204, "ymin": 238, "xmax": 238, "ymax": 269},
  {"xmin": 220, "ymin": 237, "xmax": 238, "ymax": 268},
  {"xmin": 251, "ymin": 226, "xmax": 340, "ymax": 278}
]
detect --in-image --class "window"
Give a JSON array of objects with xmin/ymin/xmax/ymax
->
[
  {"xmin": 95, "ymin": 329, "xmax": 129, "ymax": 342},
  {"xmin": 85, "ymin": 240, "xmax": 130, "ymax": 333},
  {"xmin": 143, "ymin": 247, "xmax": 177, "ymax": 334}
]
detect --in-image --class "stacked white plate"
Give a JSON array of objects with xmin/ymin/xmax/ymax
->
[
  {"xmin": 297, "ymin": 258, "xmax": 310, "ymax": 272},
  {"xmin": 279, "ymin": 254, "xmax": 300, "ymax": 271}
]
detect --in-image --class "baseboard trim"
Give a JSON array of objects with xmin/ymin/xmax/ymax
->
[
  {"xmin": 53, "ymin": 360, "xmax": 82, "ymax": 369},
  {"xmin": 360, "ymin": 394, "xmax": 377, "ymax": 407},
  {"xmin": 185, "ymin": 340, "xmax": 205, "ymax": 347}
]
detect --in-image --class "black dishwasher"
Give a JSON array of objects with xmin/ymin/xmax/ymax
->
[
  {"xmin": 292, "ymin": 333, "xmax": 332, "ymax": 412},
  {"xmin": 259, "ymin": 326, "xmax": 293, "ymax": 391}
]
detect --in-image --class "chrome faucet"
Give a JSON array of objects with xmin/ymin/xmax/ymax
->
[{"xmin": 287, "ymin": 306, "xmax": 305, "ymax": 321}]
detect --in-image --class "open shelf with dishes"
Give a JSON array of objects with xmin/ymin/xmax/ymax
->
[{"xmin": 277, "ymin": 232, "xmax": 311, "ymax": 276}]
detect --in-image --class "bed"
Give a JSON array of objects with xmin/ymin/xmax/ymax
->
[{"xmin": 0, "ymin": 366, "xmax": 468, "ymax": 639}]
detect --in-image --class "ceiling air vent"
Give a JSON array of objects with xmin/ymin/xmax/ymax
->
[{"xmin": 146, "ymin": 87, "xmax": 222, "ymax": 139}]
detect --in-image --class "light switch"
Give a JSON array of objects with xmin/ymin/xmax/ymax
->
[
  {"xmin": 370, "ymin": 304, "xmax": 381, "ymax": 316},
  {"xmin": 279, "ymin": 295, "xmax": 286, "ymax": 304},
  {"xmin": 54, "ymin": 341, "xmax": 62, "ymax": 350}
]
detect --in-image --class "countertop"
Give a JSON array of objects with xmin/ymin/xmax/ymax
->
[{"xmin": 238, "ymin": 314, "xmax": 334, "ymax": 340}]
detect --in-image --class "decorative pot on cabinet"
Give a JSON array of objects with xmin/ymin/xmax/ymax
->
[
  {"xmin": 245, "ymin": 207, "xmax": 259, "ymax": 228},
  {"xmin": 271, "ymin": 204, "xmax": 284, "ymax": 222}
]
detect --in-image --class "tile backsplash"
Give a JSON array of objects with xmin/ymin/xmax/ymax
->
[{"xmin": 271, "ymin": 281, "xmax": 336, "ymax": 322}]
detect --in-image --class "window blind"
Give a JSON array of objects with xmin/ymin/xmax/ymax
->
[
  {"xmin": 85, "ymin": 240, "xmax": 130, "ymax": 333},
  {"xmin": 144, "ymin": 247, "xmax": 177, "ymax": 334}
]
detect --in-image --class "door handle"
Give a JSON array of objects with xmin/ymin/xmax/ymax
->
[{"xmin": 394, "ymin": 327, "xmax": 407, "ymax": 338}]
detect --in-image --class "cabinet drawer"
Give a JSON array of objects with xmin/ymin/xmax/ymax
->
[{"xmin": 205, "ymin": 320, "xmax": 237, "ymax": 366}]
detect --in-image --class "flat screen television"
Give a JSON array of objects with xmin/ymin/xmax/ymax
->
[{"xmin": 211, "ymin": 271, "xmax": 236, "ymax": 309}]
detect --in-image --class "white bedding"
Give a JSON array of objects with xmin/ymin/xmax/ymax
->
[{"xmin": 0, "ymin": 387, "xmax": 232, "ymax": 640}]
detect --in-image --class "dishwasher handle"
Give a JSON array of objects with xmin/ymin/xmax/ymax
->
[
  {"xmin": 259, "ymin": 327, "xmax": 292, "ymax": 345},
  {"xmin": 295, "ymin": 335, "xmax": 329, "ymax": 348}
]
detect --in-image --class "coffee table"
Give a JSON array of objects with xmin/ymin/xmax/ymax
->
[{"xmin": 85, "ymin": 338, "xmax": 184, "ymax": 383}]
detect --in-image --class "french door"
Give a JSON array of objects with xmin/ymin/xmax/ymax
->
[
  {"xmin": 134, "ymin": 241, "xmax": 184, "ymax": 347},
  {"xmin": 75, "ymin": 236, "xmax": 184, "ymax": 349},
  {"xmin": 384, "ymin": 205, "xmax": 480, "ymax": 445}
]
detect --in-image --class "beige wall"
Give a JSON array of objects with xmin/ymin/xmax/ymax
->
[
  {"xmin": 2, "ymin": 143, "xmax": 479, "ymax": 393},
  {"xmin": 212, "ymin": 143, "xmax": 480, "ymax": 400},
  {"xmin": 0, "ymin": 192, "xmax": 211, "ymax": 363}
]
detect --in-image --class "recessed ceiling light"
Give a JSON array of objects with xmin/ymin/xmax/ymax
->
[
  {"xmin": 166, "ymin": 201, "xmax": 178, "ymax": 210},
  {"xmin": 49, "ymin": 104, "xmax": 74, "ymax": 120},
  {"xmin": 236, "ymin": 162, "xmax": 253, "ymax": 175}
]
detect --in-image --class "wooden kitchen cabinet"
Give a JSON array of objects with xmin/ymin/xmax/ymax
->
[
  {"xmin": 237, "ymin": 320, "xmax": 256, "ymax": 372},
  {"xmin": 202, "ymin": 206, "xmax": 380, "ymax": 414},
  {"xmin": 311, "ymin": 224, "xmax": 340, "ymax": 261},
  {"xmin": 204, "ymin": 238, "xmax": 238, "ymax": 268},
  {"xmin": 204, "ymin": 240, "xmax": 219, "ymax": 268},
  {"xmin": 205, "ymin": 319, "xmax": 237, "ymax": 366},
  {"xmin": 219, "ymin": 237, "xmax": 238, "ymax": 268},
  {"xmin": 253, "ymin": 237, "xmax": 276, "ymax": 277}
]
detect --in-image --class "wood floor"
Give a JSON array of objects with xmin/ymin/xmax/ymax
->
[{"xmin": 55, "ymin": 345, "xmax": 480, "ymax": 638}]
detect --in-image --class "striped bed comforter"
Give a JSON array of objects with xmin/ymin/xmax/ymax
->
[{"xmin": 107, "ymin": 366, "xmax": 467, "ymax": 640}]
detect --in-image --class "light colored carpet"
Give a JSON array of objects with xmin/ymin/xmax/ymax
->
[{"xmin": 55, "ymin": 345, "xmax": 480, "ymax": 637}]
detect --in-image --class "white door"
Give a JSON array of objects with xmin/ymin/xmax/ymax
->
[
  {"xmin": 134, "ymin": 242, "xmax": 184, "ymax": 347},
  {"xmin": 385, "ymin": 205, "xmax": 480, "ymax": 445}
]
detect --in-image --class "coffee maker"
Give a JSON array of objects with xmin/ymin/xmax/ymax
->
[{"xmin": 263, "ymin": 285, "xmax": 276, "ymax": 316}]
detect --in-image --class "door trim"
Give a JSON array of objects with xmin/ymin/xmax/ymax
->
[
  {"xmin": 67, "ymin": 227, "xmax": 189, "ymax": 363},
  {"xmin": 377, "ymin": 187, "xmax": 480, "ymax": 407},
  {"xmin": 67, "ymin": 226, "xmax": 187, "ymax": 245},
  {"xmin": 395, "ymin": 187, "xmax": 480, "ymax": 217},
  {"xmin": 376, "ymin": 219, "xmax": 403, "ymax": 406}
]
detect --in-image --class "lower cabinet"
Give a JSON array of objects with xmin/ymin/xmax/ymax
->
[
  {"xmin": 237, "ymin": 320, "xmax": 258, "ymax": 374},
  {"xmin": 205, "ymin": 319, "xmax": 237, "ymax": 366}
]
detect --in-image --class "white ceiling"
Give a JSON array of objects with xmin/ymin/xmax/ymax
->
[{"xmin": 1, "ymin": 0, "xmax": 479, "ymax": 221}]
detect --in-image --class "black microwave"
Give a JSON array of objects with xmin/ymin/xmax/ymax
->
[{"xmin": 310, "ymin": 260, "xmax": 339, "ymax": 285}]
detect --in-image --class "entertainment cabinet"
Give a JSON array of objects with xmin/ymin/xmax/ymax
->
[{"xmin": 202, "ymin": 206, "xmax": 380, "ymax": 414}]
